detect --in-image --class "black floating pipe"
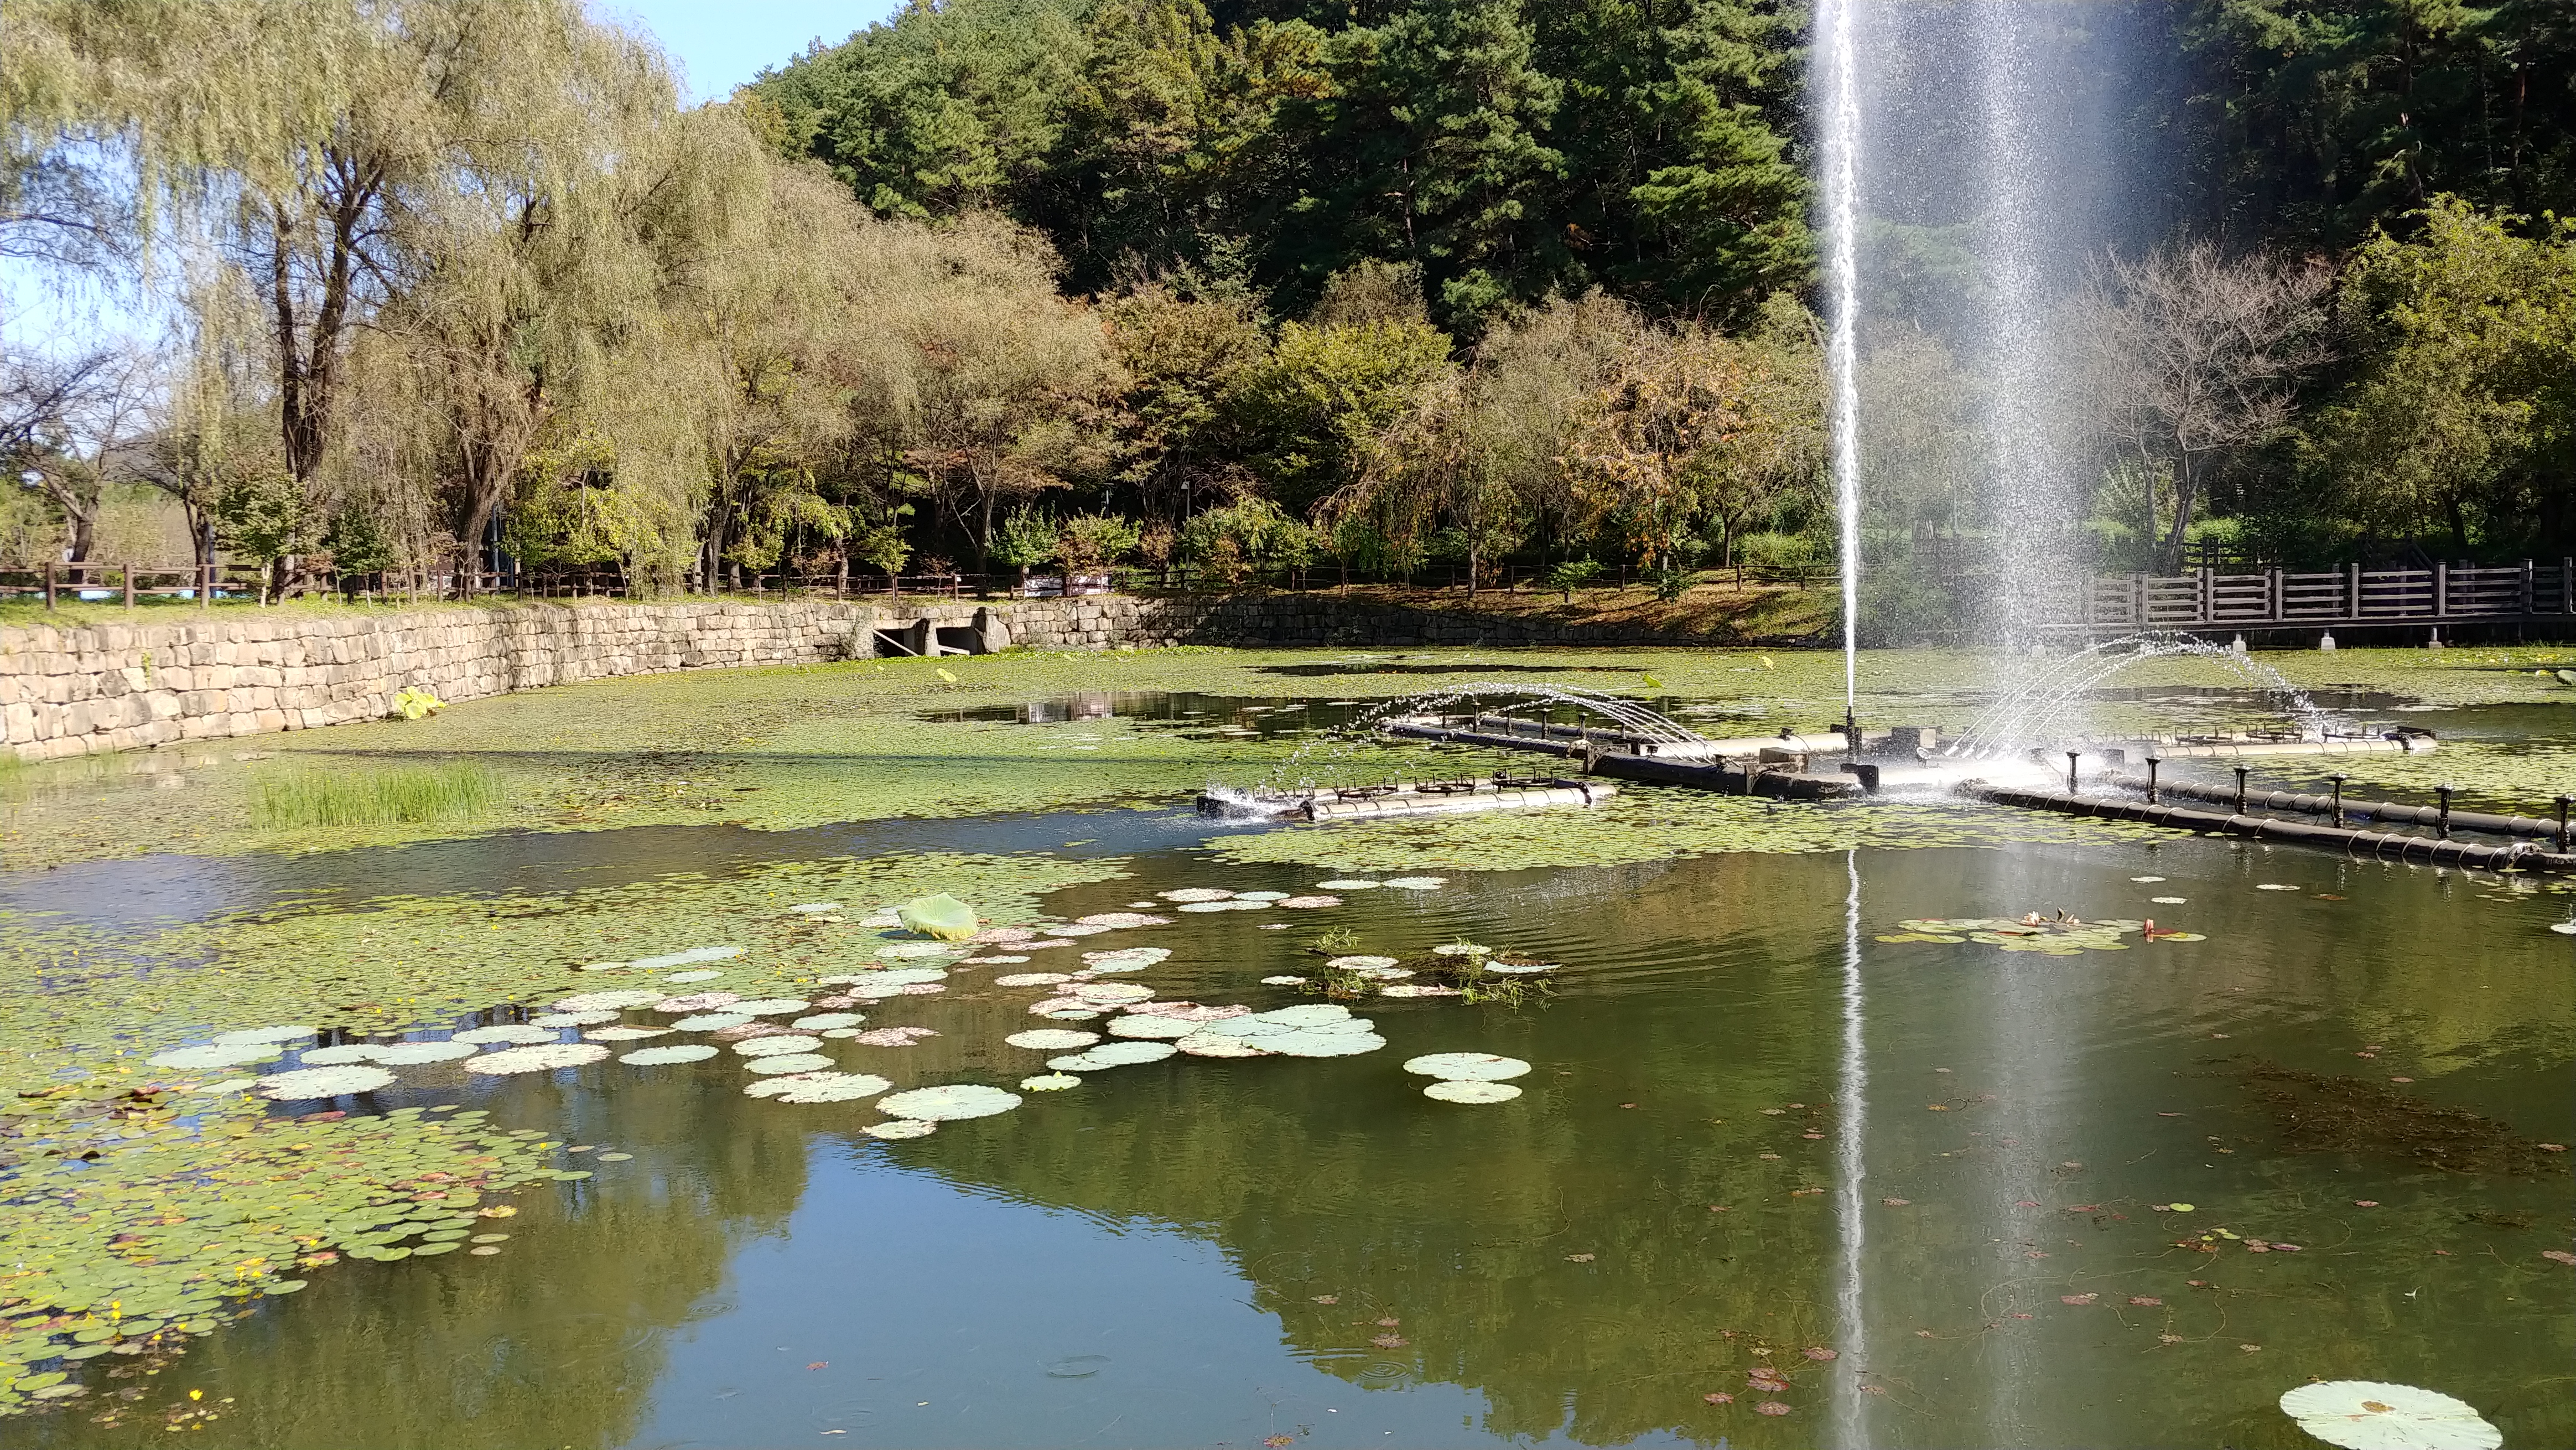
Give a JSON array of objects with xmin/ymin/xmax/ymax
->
[
  {"xmin": 2437, "ymin": 784, "xmax": 2454, "ymax": 840},
  {"xmin": 2144, "ymin": 755, "xmax": 2160, "ymax": 805},
  {"xmin": 2067, "ymin": 750, "xmax": 2081, "ymax": 795},
  {"xmin": 2234, "ymin": 765, "xmax": 2250, "ymax": 815},
  {"xmin": 2329, "ymin": 772, "xmax": 2348, "ymax": 829},
  {"xmin": 1960, "ymin": 781, "xmax": 2576, "ymax": 873},
  {"xmin": 2558, "ymin": 795, "xmax": 2572, "ymax": 853},
  {"xmin": 2102, "ymin": 772, "xmax": 2568, "ymax": 843}
]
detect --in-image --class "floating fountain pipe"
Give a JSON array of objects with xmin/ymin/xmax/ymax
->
[
  {"xmin": 2105, "ymin": 771, "xmax": 2570, "ymax": 842},
  {"xmin": 2234, "ymin": 765, "xmax": 2250, "ymax": 815},
  {"xmin": 2066, "ymin": 751, "xmax": 2080, "ymax": 795},
  {"xmin": 2559, "ymin": 795, "xmax": 2572, "ymax": 853},
  {"xmin": 1961, "ymin": 780, "xmax": 2576, "ymax": 874},
  {"xmin": 2330, "ymin": 773, "xmax": 2347, "ymax": 828},
  {"xmin": 2437, "ymin": 784, "xmax": 2454, "ymax": 840},
  {"xmin": 2144, "ymin": 755, "xmax": 2160, "ymax": 805}
]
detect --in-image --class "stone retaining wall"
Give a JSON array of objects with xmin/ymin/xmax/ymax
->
[{"xmin": 1, "ymin": 592, "xmax": 1722, "ymax": 759}]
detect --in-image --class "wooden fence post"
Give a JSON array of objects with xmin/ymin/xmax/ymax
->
[
  {"xmin": 2349, "ymin": 562, "xmax": 2362, "ymax": 618},
  {"xmin": 2434, "ymin": 562, "xmax": 2449, "ymax": 618},
  {"xmin": 2522, "ymin": 558, "xmax": 2536, "ymax": 617},
  {"xmin": 2198, "ymin": 567, "xmax": 2213, "ymax": 624},
  {"xmin": 2130, "ymin": 572, "xmax": 2144, "ymax": 624},
  {"xmin": 43, "ymin": 561, "xmax": 56, "ymax": 610},
  {"xmin": 122, "ymin": 563, "xmax": 134, "ymax": 609},
  {"xmin": 2266, "ymin": 567, "xmax": 2282, "ymax": 622},
  {"xmin": 2563, "ymin": 558, "xmax": 2574, "ymax": 615}
]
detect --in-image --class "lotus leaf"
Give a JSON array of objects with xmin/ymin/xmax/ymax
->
[
  {"xmin": 621, "ymin": 1045, "xmax": 718, "ymax": 1065},
  {"xmin": 531, "ymin": 1010, "xmax": 619, "ymax": 1028},
  {"xmin": 876, "ymin": 1084, "xmax": 1023, "ymax": 1120},
  {"xmin": 744, "ymin": 1053, "xmax": 835, "ymax": 1075},
  {"xmin": 995, "ymin": 972, "xmax": 1072, "ymax": 987},
  {"xmin": 863, "ymin": 1120, "xmax": 937, "ymax": 1140},
  {"xmin": 147, "ymin": 1042, "xmax": 283, "ymax": 1070},
  {"xmin": 1383, "ymin": 876, "xmax": 1447, "ymax": 889},
  {"xmin": 296, "ymin": 1044, "xmax": 383, "ymax": 1065},
  {"xmin": 1019, "ymin": 1073, "xmax": 1082, "ymax": 1091},
  {"xmin": 1048, "ymin": 1041, "xmax": 1181, "ymax": 1070},
  {"xmin": 465, "ymin": 1043, "xmax": 609, "ymax": 1074},
  {"xmin": 1327, "ymin": 955, "xmax": 1401, "ymax": 970},
  {"xmin": 1267, "ymin": 1030, "xmax": 1388, "ymax": 1058},
  {"xmin": 257, "ymin": 1065, "xmax": 397, "ymax": 1099},
  {"xmin": 896, "ymin": 894, "xmax": 979, "ymax": 941},
  {"xmin": 1404, "ymin": 1053, "xmax": 1531, "ymax": 1081},
  {"xmin": 1072, "ymin": 981, "xmax": 1155, "ymax": 1004},
  {"xmin": 630, "ymin": 945, "xmax": 744, "ymax": 969},
  {"xmin": 671, "ymin": 1012, "xmax": 754, "ymax": 1030},
  {"xmin": 1106, "ymin": 1015, "xmax": 1198, "ymax": 1039},
  {"xmin": 1424, "ymin": 1080, "xmax": 1523, "ymax": 1104},
  {"xmin": 664, "ymin": 969, "xmax": 724, "ymax": 983},
  {"xmin": 453, "ymin": 1025, "xmax": 558, "ymax": 1045},
  {"xmin": 1317, "ymin": 879, "xmax": 1381, "ymax": 889},
  {"xmin": 211, "ymin": 1024, "xmax": 319, "ymax": 1045},
  {"xmin": 552, "ymin": 989, "xmax": 666, "ymax": 1012},
  {"xmin": 1005, "ymin": 1029, "xmax": 1100, "ymax": 1050},
  {"xmin": 581, "ymin": 1026, "xmax": 668, "ymax": 1042},
  {"xmin": 791, "ymin": 1013, "xmax": 865, "ymax": 1030},
  {"xmin": 655, "ymin": 992, "xmax": 741, "ymax": 1012},
  {"xmin": 1261, "ymin": 975, "xmax": 1308, "ymax": 985},
  {"xmin": 1254, "ymin": 1003, "xmax": 1354, "ymax": 1028},
  {"xmin": 734, "ymin": 1035, "xmax": 825, "ymax": 1058},
  {"xmin": 1176, "ymin": 1034, "xmax": 1270, "ymax": 1057},
  {"xmin": 1074, "ymin": 912, "xmax": 1168, "ymax": 927},
  {"xmin": 2277, "ymin": 1381, "xmax": 2500, "ymax": 1450}
]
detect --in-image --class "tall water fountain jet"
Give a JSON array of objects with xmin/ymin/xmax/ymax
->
[{"xmin": 1819, "ymin": 0, "xmax": 1865, "ymax": 729}]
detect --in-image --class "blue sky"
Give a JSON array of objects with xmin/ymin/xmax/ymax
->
[
  {"xmin": 595, "ymin": 0, "xmax": 899, "ymax": 103},
  {"xmin": 2, "ymin": 2, "xmax": 898, "ymax": 350}
]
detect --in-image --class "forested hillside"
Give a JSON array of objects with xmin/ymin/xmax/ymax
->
[{"xmin": 3, "ymin": 0, "xmax": 2572, "ymax": 622}]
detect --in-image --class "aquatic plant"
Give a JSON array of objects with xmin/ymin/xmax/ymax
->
[{"xmin": 251, "ymin": 762, "xmax": 503, "ymax": 830}]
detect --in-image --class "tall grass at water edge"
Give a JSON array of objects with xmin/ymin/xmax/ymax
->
[{"xmin": 252, "ymin": 762, "xmax": 505, "ymax": 830}]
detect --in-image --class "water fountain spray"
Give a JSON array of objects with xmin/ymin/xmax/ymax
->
[{"xmin": 1821, "ymin": 0, "xmax": 1865, "ymax": 734}]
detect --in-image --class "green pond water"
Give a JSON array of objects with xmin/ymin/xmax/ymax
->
[{"xmin": 1, "ymin": 648, "xmax": 2570, "ymax": 1448}]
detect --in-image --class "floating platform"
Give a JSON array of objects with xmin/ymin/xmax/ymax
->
[
  {"xmin": 1960, "ymin": 780, "xmax": 2576, "ymax": 873},
  {"xmin": 1378, "ymin": 715, "xmax": 1867, "ymax": 799},
  {"xmin": 1197, "ymin": 775, "xmax": 1616, "ymax": 822},
  {"xmin": 2037, "ymin": 728, "xmax": 2435, "ymax": 764},
  {"xmin": 2101, "ymin": 771, "xmax": 2564, "ymax": 843}
]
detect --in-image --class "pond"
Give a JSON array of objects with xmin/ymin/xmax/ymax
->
[{"xmin": 1, "ymin": 647, "xmax": 2569, "ymax": 1448}]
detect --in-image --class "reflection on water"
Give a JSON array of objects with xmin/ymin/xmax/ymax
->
[{"xmin": 22, "ymin": 830, "xmax": 2571, "ymax": 1449}]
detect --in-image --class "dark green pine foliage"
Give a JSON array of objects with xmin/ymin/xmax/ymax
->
[
  {"xmin": 2177, "ymin": 0, "xmax": 2576, "ymax": 250},
  {"xmin": 750, "ymin": 0, "xmax": 1091, "ymax": 218},
  {"xmin": 1532, "ymin": 0, "xmax": 1812, "ymax": 323},
  {"xmin": 750, "ymin": 0, "xmax": 1817, "ymax": 330}
]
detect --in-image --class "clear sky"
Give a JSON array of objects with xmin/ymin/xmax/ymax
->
[{"xmin": 594, "ymin": 0, "xmax": 900, "ymax": 103}]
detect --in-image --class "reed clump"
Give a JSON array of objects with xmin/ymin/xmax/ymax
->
[{"xmin": 252, "ymin": 762, "xmax": 505, "ymax": 830}]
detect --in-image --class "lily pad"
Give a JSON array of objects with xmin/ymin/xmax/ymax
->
[
  {"xmin": 1267, "ymin": 1030, "xmax": 1388, "ymax": 1058},
  {"xmin": 1317, "ymin": 879, "xmax": 1381, "ymax": 889},
  {"xmin": 896, "ymin": 894, "xmax": 979, "ymax": 941},
  {"xmin": 551, "ymin": 988, "xmax": 667, "ymax": 1012},
  {"xmin": 1379, "ymin": 983, "xmax": 1462, "ymax": 998},
  {"xmin": 1404, "ymin": 1053, "xmax": 1531, "ymax": 1081},
  {"xmin": 372, "ymin": 1040, "xmax": 480, "ymax": 1064},
  {"xmin": 465, "ymin": 1043, "xmax": 611, "ymax": 1075},
  {"xmin": 1019, "ymin": 1073, "xmax": 1082, "ymax": 1091},
  {"xmin": 2277, "ymin": 1381, "xmax": 2501, "ymax": 1450},
  {"xmin": 297, "ymin": 1044, "xmax": 384, "ymax": 1065},
  {"xmin": 734, "ymin": 1034, "xmax": 826, "ymax": 1058},
  {"xmin": 1233, "ymin": 890, "xmax": 1293, "ymax": 902},
  {"xmin": 1383, "ymin": 876, "xmax": 1447, "ymax": 889},
  {"xmin": 995, "ymin": 972, "xmax": 1073, "ymax": 987},
  {"xmin": 620, "ymin": 1044, "xmax": 718, "ymax": 1065},
  {"xmin": 1176, "ymin": 1033, "xmax": 1270, "ymax": 1057},
  {"xmin": 1254, "ymin": 1003, "xmax": 1354, "ymax": 1028},
  {"xmin": 1327, "ymin": 955, "xmax": 1401, "ymax": 971},
  {"xmin": 1160, "ymin": 888, "xmax": 1235, "ymax": 902},
  {"xmin": 876, "ymin": 941, "xmax": 964, "ymax": 959},
  {"xmin": 1048, "ymin": 1040, "xmax": 1180, "ymax": 1070},
  {"xmin": 453, "ymin": 1025, "xmax": 559, "ymax": 1045},
  {"xmin": 1261, "ymin": 975, "xmax": 1309, "ymax": 986},
  {"xmin": 671, "ymin": 1012, "xmax": 754, "ymax": 1031},
  {"xmin": 211, "ymin": 1024, "xmax": 319, "ymax": 1045},
  {"xmin": 1107, "ymin": 1014, "xmax": 1199, "ymax": 1039},
  {"xmin": 738, "ymin": 1052, "xmax": 829, "ymax": 1074},
  {"xmin": 792, "ymin": 1013, "xmax": 866, "ymax": 1030},
  {"xmin": 771, "ymin": 1072, "xmax": 892, "ymax": 1104},
  {"xmin": 257, "ymin": 1065, "xmax": 397, "ymax": 1099},
  {"xmin": 727, "ymin": 997, "xmax": 812, "ymax": 1017},
  {"xmin": 147, "ymin": 1042, "xmax": 285, "ymax": 1070},
  {"xmin": 1072, "ymin": 981, "xmax": 1156, "ymax": 1004},
  {"xmin": 876, "ymin": 1084, "xmax": 1024, "ymax": 1120},
  {"xmin": 1274, "ymin": 895, "xmax": 1342, "ymax": 908},
  {"xmin": 531, "ymin": 1010, "xmax": 619, "ymax": 1028},
  {"xmin": 655, "ymin": 992, "xmax": 742, "ymax": 1012},
  {"xmin": 863, "ymin": 1119, "xmax": 938, "ymax": 1140},
  {"xmin": 664, "ymin": 969, "xmax": 724, "ymax": 983},
  {"xmin": 1076, "ymin": 912, "xmax": 1170, "ymax": 928},
  {"xmin": 1005, "ymin": 1029, "xmax": 1102, "ymax": 1050},
  {"xmin": 1080, "ymin": 947, "xmax": 1171, "ymax": 970},
  {"xmin": 630, "ymin": 945, "xmax": 744, "ymax": 970},
  {"xmin": 1424, "ymin": 1080, "xmax": 1523, "ymax": 1104}
]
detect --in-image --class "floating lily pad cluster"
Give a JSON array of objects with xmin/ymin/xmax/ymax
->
[
  {"xmin": 0, "ymin": 1099, "xmax": 575, "ymax": 1418},
  {"xmin": 1874, "ymin": 917, "xmax": 2206, "ymax": 952}
]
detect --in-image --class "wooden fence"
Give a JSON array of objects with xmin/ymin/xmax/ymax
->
[{"xmin": 2049, "ymin": 561, "xmax": 2576, "ymax": 633}]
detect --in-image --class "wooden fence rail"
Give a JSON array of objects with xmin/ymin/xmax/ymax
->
[{"xmin": 2049, "ymin": 561, "xmax": 2576, "ymax": 634}]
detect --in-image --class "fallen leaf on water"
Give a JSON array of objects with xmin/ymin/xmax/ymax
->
[
  {"xmin": 1565, "ymin": 1252, "xmax": 1596, "ymax": 1262},
  {"xmin": 1803, "ymin": 1347, "xmax": 1837, "ymax": 1361},
  {"xmin": 2390, "ymin": 1076, "xmax": 2415, "ymax": 1083},
  {"xmin": 2539, "ymin": 1143, "xmax": 2567, "ymax": 1152},
  {"xmin": 1370, "ymin": 1333, "xmax": 1408, "ymax": 1349},
  {"xmin": 2128, "ymin": 1296, "xmax": 2163, "ymax": 1306},
  {"xmin": 2017, "ymin": 1200, "xmax": 2041, "ymax": 1208},
  {"xmin": 1881, "ymin": 1197, "xmax": 1910, "ymax": 1206},
  {"xmin": 1266, "ymin": 1437, "xmax": 1296, "ymax": 1449},
  {"xmin": 2239, "ymin": 1343, "xmax": 2262, "ymax": 1353},
  {"xmin": 1755, "ymin": 1402, "xmax": 1791, "ymax": 1416},
  {"xmin": 1926, "ymin": 1104, "xmax": 1950, "ymax": 1111},
  {"xmin": 2061, "ymin": 1293, "xmax": 2097, "ymax": 1305},
  {"xmin": 2157, "ymin": 1333, "xmax": 2183, "ymax": 1344},
  {"xmin": 1312, "ymin": 1294, "xmax": 1338, "ymax": 1304},
  {"xmin": 1702, "ymin": 1392, "xmax": 1734, "ymax": 1405},
  {"xmin": 2355, "ymin": 1200, "xmax": 2381, "ymax": 1208},
  {"xmin": 1377, "ymin": 1318, "xmax": 1400, "ymax": 1328},
  {"xmin": 2542, "ymin": 1250, "xmax": 2575, "ymax": 1266},
  {"xmin": 2026, "ymin": 1250, "xmax": 2050, "ymax": 1259},
  {"xmin": 806, "ymin": 1361, "xmax": 827, "ymax": 1370}
]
